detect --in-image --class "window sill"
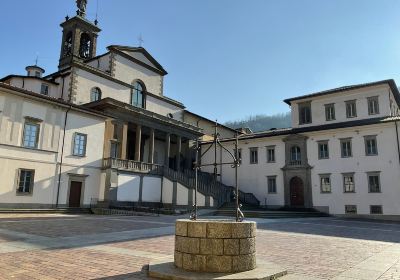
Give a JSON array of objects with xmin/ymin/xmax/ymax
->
[
  {"xmin": 368, "ymin": 191, "xmax": 381, "ymax": 194},
  {"xmin": 318, "ymin": 157, "xmax": 329, "ymax": 160},
  {"xmin": 321, "ymin": 192, "xmax": 332, "ymax": 194},
  {"xmin": 16, "ymin": 192, "xmax": 33, "ymax": 196},
  {"xmin": 344, "ymin": 191, "xmax": 356, "ymax": 194},
  {"xmin": 366, "ymin": 154, "xmax": 378, "ymax": 157},
  {"xmin": 72, "ymin": 154, "xmax": 87, "ymax": 158},
  {"xmin": 267, "ymin": 161, "xmax": 276, "ymax": 163}
]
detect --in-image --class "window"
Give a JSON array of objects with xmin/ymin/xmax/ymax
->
[
  {"xmin": 63, "ymin": 32, "xmax": 73, "ymax": 57},
  {"xmin": 90, "ymin": 87, "xmax": 101, "ymax": 102},
  {"xmin": 250, "ymin": 148, "xmax": 258, "ymax": 164},
  {"xmin": 370, "ymin": 205, "xmax": 383, "ymax": 214},
  {"xmin": 73, "ymin": 133, "xmax": 87, "ymax": 157},
  {"xmin": 17, "ymin": 169, "xmax": 34, "ymax": 194},
  {"xmin": 325, "ymin": 104, "xmax": 335, "ymax": 121},
  {"xmin": 365, "ymin": 136, "xmax": 378, "ymax": 156},
  {"xmin": 23, "ymin": 121, "xmax": 40, "ymax": 148},
  {"xmin": 340, "ymin": 139, "xmax": 352, "ymax": 158},
  {"xmin": 266, "ymin": 146, "xmax": 275, "ymax": 163},
  {"xmin": 368, "ymin": 173, "xmax": 381, "ymax": 193},
  {"xmin": 290, "ymin": 146, "xmax": 301, "ymax": 164},
  {"xmin": 318, "ymin": 141, "xmax": 329, "ymax": 159},
  {"xmin": 110, "ymin": 141, "xmax": 119, "ymax": 158},
  {"xmin": 40, "ymin": 84, "xmax": 49, "ymax": 95},
  {"xmin": 320, "ymin": 174, "xmax": 331, "ymax": 193},
  {"xmin": 346, "ymin": 100, "xmax": 357, "ymax": 118},
  {"xmin": 131, "ymin": 81, "xmax": 145, "ymax": 108},
  {"xmin": 267, "ymin": 176, "xmax": 277, "ymax": 193},
  {"xmin": 299, "ymin": 102, "xmax": 312, "ymax": 125},
  {"xmin": 79, "ymin": 33, "xmax": 92, "ymax": 58},
  {"xmin": 343, "ymin": 173, "xmax": 355, "ymax": 193},
  {"xmin": 345, "ymin": 205, "xmax": 357, "ymax": 214},
  {"xmin": 368, "ymin": 96, "xmax": 379, "ymax": 115},
  {"xmin": 35, "ymin": 71, "xmax": 41, "ymax": 78}
]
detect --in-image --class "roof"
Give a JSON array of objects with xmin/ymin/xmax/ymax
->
[
  {"xmin": 0, "ymin": 75, "xmax": 59, "ymax": 85},
  {"xmin": 0, "ymin": 83, "xmax": 110, "ymax": 119},
  {"xmin": 183, "ymin": 110, "xmax": 240, "ymax": 134},
  {"xmin": 284, "ymin": 79, "xmax": 400, "ymax": 106},
  {"xmin": 25, "ymin": 65, "xmax": 45, "ymax": 73},
  {"xmin": 203, "ymin": 116, "xmax": 400, "ymax": 144},
  {"xmin": 107, "ymin": 45, "xmax": 168, "ymax": 76}
]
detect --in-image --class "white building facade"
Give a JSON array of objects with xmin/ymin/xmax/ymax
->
[{"xmin": 202, "ymin": 80, "xmax": 400, "ymax": 218}]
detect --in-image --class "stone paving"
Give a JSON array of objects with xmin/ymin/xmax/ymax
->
[{"xmin": 0, "ymin": 214, "xmax": 400, "ymax": 279}]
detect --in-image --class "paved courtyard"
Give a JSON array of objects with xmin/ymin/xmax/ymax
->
[{"xmin": 0, "ymin": 214, "xmax": 400, "ymax": 280}]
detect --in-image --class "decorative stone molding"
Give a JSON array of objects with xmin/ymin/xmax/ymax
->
[{"xmin": 174, "ymin": 220, "xmax": 256, "ymax": 273}]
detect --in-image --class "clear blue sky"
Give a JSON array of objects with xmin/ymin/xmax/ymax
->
[{"xmin": 1, "ymin": 0, "xmax": 400, "ymax": 122}]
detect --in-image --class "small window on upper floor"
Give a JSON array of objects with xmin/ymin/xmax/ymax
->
[
  {"xmin": 325, "ymin": 104, "xmax": 335, "ymax": 121},
  {"xmin": 40, "ymin": 83, "xmax": 49, "ymax": 95},
  {"xmin": 364, "ymin": 135, "xmax": 378, "ymax": 156},
  {"xmin": 346, "ymin": 100, "xmax": 357, "ymax": 118},
  {"xmin": 23, "ymin": 120, "xmax": 40, "ymax": 149},
  {"xmin": 249, "ymin": 147, "xmax": 258, "ymax": 164},
  {"xmin": 290, "ymin": 146, "xmax": 301, "ymax": 165},
  {"xmin": 368, "ymin": 96, "xmax": 379, "ymax": 115},
  {"xmin": 90, "ymin": 87, "xmax": 102, "ymax": 102},
  {"xmin": 318, "ymin": 141, "xmax": 329, "ymax": 159},
  {"xmin": 35, "ymin": 71, "xmax": 41, "ymax": 78},
  {"xmin": 298, "ymin": 102, "xmax": 312, "ymax": 125},
  {"xmin": 266, "ymin": 146, "xmax": 275, "ymax": 163},
  {"xmin": 73, "ymin": 133, "xmax": 87, "ymax": 157},
  {"xmin": 131, "ymin": 81, "xmax": 145, "ymax": 108}
]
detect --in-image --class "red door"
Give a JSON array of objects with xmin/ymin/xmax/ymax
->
[
  {"xmin": 290, "ymin": 177, "xmax": 304, "ymax": 206},
  {"xmin": 69, "ymin": 181, "xmax": 82, "ymax": 208}
]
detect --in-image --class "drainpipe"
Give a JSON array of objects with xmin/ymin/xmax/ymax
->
[
  {"xmin": 395, "ymin": 121, "xmax": 400, "ymax": 165},
  {"xmin": 56, "ymin": 105, "xmax": 71, "ymax": 208}
]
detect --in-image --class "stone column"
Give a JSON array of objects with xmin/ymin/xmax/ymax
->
[
  {"xmin": 120, "ymin": 122, "xmax": 128, "ymax": 160},
  {"xmin": 149, "ymin": 128, "xmax": 155, "ymax": 164},
  {"xmin": 165, "ymin": 133, "xmax": 171, "ymax": 168},
  {"xmin": 177, "ymin": 136, "xmax": 182, "ymax": 171},
  {"xmin": 135, "ymin": 124, "xmax": 142, "ymax": 162}
]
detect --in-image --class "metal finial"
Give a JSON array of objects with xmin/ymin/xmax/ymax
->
[{"xmin": 138, "ymin": 34, "xmax": 144, "ymax": 47}]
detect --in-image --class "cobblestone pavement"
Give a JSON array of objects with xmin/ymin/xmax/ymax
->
[{"xmin": 0, "ymin": 214, "xmax": 400, "ymax": 279}]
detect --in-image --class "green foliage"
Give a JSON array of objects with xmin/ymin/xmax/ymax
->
[{"xmin": 225, "ymin": 112, "xmax": 291, "ymax": 132}]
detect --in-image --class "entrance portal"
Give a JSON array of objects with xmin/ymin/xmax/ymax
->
[
  {"xmin": 289, "ymin": 177, "xmax": 304, "ymax": 207},
  {"xmin": 69, "ymin": 181, "xmax": 82, "ymax": 207}
]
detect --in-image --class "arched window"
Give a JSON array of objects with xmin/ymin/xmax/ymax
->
[
  {"xmin": 290, "ymin": 146, "xmax": 301, "ymax": 162},
  {"xmin": 131, "ymin": 81, "xmax": 145, "ymax": 108},
  {"xmin": 63, "ymin": 32, "xmax": 73, "ymax": 57},
  {"xmin": 90, "ymin": 87, "xmax": 101, "ymax": 102},
  {"xmin": 79, "ymin": 33, "xmax": 92, "ymax": 58}
]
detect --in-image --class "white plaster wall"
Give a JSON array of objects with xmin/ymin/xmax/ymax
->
[
  {"xmin": 176, "ymin": 183, "xmax": 189, "ymax": 206},
  {"xmin": 117, "ymin": 174, "xmax": 140, "ymax": 202},
  {"xmin": 85, "ymin": 53, "xmax": 111, "ymax": 73},
  {"xmin": 8, "ymin": 77, "xmax": 59, "ymax": 99},
  {"xmin": 307, "ymin": 123, "xmax": 400, "ymax": 215},
  {"xmin": 146, "ymin": 95, "xmax": 183, "ymax": 120},
  {"xmin": 162, "ymin": 178, "xmax": 173, "ymax": 204},
  {"xmin": 142, "ymin": 177, "xmax": 161, "ymax": 202},
  {"xmin": 291, "ymin": 84, "xmax": 392, "ymax": 128}
]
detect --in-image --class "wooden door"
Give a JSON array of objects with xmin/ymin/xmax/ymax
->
[
  {"xmin": 69, "ymin": 181, "xmax": 82, "ymax": 208},
  {"xmin": 290, "ymin": 177, "xmax": 304, "ymax": 206}
]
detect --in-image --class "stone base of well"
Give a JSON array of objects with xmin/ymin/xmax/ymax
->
[{"xmin": 148, "ymin": 258, "xmax": 288, "ymax": 280}]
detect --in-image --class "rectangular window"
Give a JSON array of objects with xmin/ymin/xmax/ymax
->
[
  {"xmin": 370, "ymin": 205, "xmax": 383, "ymax": 214},
  {"xmin": 343, "ymin": 173, "xmax": 355, "ymax": 193},
  {"xmin": 40, "ymin": 83, "xmax": 49, "ymax": 95},
  {"xmin": 17, "ymin": 169, "xmax": 34, "ymax": 194},
  {"xmin": 73, "ymin": 133, "xmax": 87, "ymax": 157},
  {"xmin": 345, "ymin": 205, "xmax": 357, "ymax": 214},
  {"xmin": 368, "ymin": 173, "xmax": 381, "ymax": 193},
  {"xmin": 320, "ymin": 174, "xmax": 331, "ymax": 193},
  {"xmin": 266, "ymin": 146, "xmax": 275, "ymax": 163},
  {"xmin": 267, "ymin": 176, "xmax": 277, "ymax": 193},
  {"xmin": 346, "ymin": 100, "xmax": 357, "ymax": 118},
  {"xmin": 110, "ymin": 141, "xmax": 119, "ymax": 158},
  {"xmin": 325, "ymin": 104, "xmax": 335, "ymax": 121},
  {"xmin": 368, "ymin": 96, "xmax": 379, "ymax": 115},
  {"xmin": 364, "ymin": 136, "xmax": 378, "ymax": 156},
  {"xmin": 250, "ymin": 147, "xmax": 258, "ymax": 164},
  {"xmin": 23, "ymin": 122, "xmax": 40, "ymax": 149},
  {"xmin": 340, "ymin": 139, "xmax": 352, "ymax": 158},
  {"xmin": 318, "ymin": 141, "xmax": 329, "ymax": 159},
  {"xmin": 299, "ymin": 102, "xmax": 312, "ymax": 125}
]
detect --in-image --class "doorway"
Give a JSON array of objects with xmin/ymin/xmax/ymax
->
[
  {"xmin": 290, "ymin": 176, "xmax": 304, "ymax": 206},
  {"xmin": 69, "ymin": 181, "xmax": 82, "ymax": 207}
]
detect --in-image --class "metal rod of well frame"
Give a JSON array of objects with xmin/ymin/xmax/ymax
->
[
  {"xmin": 235, "ymin": 133, "xmax": 239, "ymax": 222},
  {"xmin": 194, "ymin": 138, "xmax": 199, "ymax": 220}
]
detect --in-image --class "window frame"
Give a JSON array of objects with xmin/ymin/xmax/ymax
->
[
  {"xmin": 298, "ymin": 102, "xmax": 312, "ymax": 125},
  {"xmin": 90, "ymin": 87, "xmax": 102, "ymax": 102},
  {"xmin": 72, "ymin": 133, "xmax": 87, "ymax": 157},
  {"xmin": 345, "ymin": 205, "xmax": 357, "ymax": 214},
  {"xmin": 370, "ymin": 205, "xmax": 383, "ymax": 215},
  {"xmin": 345, "ymin": 100, "xmax": 357, "ymax": 118},
  {"xmin": 22, "ymin": 120, "xmax": 41, "ymax": 149},
  {"xmin": 40, "ymin": 83, "xmax": 49, "ymax": 95},
  {"xmin": 318, "ymin": 141, "xmax": 329, "ymax": 160},
  {"xmin": 367, "ymin": 172, "xmax": 381, "ymax": 193},
  {"xmin": 16, "ymin": 169, "xmax": 35, "ymax": 195},
  {"xmin": 267, "ymin": 176, "xmax": 277, "ymax": 194},
  {"xmin": 131, "ymin": 81, "xmax": 146, "ymax": 109},
  {"xmin": 266, "ymin": 146, "xmax": 276, "ymax": 163},
  {"xmin": 364, "ymin": 135, "xmax": 378, "ymax": 156},
  {"xmin": 340, "ymin": 138, "xmax": 352, "ymax": 158},
  {"xmin": 320, "ymin": 174, "xmax": 331, "ymax": 193},
  {"xmin": 249, "ymin": 147, "xmax": 258, "ymax": 165},
  {"xmin": 343, "ymin": 173, "xmax": 355, "ymax": 193},
  {"xmin": 324, "ymin": 103, "xmax": 335, "ymax": 121},
  {"xmin": 367, "ymin": 96, "xmax": 379, "ymax": 115}
]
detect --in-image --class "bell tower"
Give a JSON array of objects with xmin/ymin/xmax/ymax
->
[{"xmin": 58, "ymin": 0, "xmax": 101, "ymax": 70}]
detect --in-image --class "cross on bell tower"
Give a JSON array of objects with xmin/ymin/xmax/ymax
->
[{"xmin": 58, "ymin": 0, "xmax": 101, "ymax": 70}]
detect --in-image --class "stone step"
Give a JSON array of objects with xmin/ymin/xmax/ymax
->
[
  {"xmin": 0, "ymin": 208, "xmax": 92, "ymax": 214},
  {"xmin": 213, "ymin": 210, "xmax": 329, "ymax": 219}
]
